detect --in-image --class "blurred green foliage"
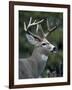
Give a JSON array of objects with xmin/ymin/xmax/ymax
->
[{"xmin": 19, "ymin": 10, "xmax": 63, "ymax": 77}]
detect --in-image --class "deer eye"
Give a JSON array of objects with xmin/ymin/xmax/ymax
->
[{"xmin": 42, "ymin": 43, "xmax": 46, "ymax": 45}]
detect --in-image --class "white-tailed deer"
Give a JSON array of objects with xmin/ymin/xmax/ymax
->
[{"xmin": 19, "ymin": 17, "xmax": 57, "ymax": 79}]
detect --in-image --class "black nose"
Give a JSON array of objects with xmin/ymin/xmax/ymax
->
[{"xmin": 53, "ymin": 47, "xmax": 56, "ymax": 51}]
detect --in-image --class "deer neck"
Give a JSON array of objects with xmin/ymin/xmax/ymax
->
[
  {"xmin": 32, "ymin": 47, "xmax": 48, "ymax": 61},
  {"xmin": 31, "ymin": 48, "xmax": 48, "ymax": 76},
  {"xmin": 28, "ymin": 48, "xmax": 48, "ymax": 77},
  {"xmin": 31, "ymin": 48, "xmax": 48, "ymax": 68}
]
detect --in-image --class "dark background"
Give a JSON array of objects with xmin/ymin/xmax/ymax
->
[{"xmin": 19, "ymin": 10, "xmax": 63, "ymax": 77}]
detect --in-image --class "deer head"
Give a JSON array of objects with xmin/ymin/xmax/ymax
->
[{"xmin": 24, "ymin": 17, "xmax": 57, "ymax": 55}]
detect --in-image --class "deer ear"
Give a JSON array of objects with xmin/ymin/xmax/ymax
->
[{"xmin": 26, "ymin": 34, "xmax": 40, "ymax": 45}]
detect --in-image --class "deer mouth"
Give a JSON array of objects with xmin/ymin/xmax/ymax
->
[{"xmin": 51, "ymin": 50, "xmax": 56, "ymax": 53}]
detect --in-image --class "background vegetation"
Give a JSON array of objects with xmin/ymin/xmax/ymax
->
[{"xmin": 19, "ymin": 10, "xmax": 63, "ymax": 77}]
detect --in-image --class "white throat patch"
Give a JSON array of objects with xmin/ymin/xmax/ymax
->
[{"xmin": 41, "ymin": 54, "xmax": 48, "ymax": 61}]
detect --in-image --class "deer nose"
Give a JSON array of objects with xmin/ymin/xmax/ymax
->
[{"xmin": 53, "ymin": 47, "xmax": 56, "ymax": 51}]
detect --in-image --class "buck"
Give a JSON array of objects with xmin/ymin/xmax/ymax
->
[{"xmin": 19, "ymin": 17, "xmax": 57, "ymax": 79}]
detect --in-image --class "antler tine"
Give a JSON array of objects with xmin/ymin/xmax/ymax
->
[
  {"xmin": 36, "ymin": 24, "xmax": 39, "ymax": 33},
  {"xmin": 45, "ymin": 18, "xmax": 57, "ymax": 37},
  {"xmin": 36, "ymin": 24, "xmax": 44, "ymax": 34},
  {"xmin": 38, "ymin": 24, "xmax": 47, "ymax": 38},
  {"xmin": 27, "ymin": 17, "xmax": 32, "ymax": 29},
  {"xmin": 44, "ymin": 18, "xmax": 51, "ymax": 37},
  {"xmin": 48, "ymin": 25, "xmax": 57, "ymax": 33},
  {"xmin": 28, "ymin": 17, "xmax": 32, "ymax": 27},
  {"xmin": 47, "ymin": 18, "xmax": 50, "ymax": 31},
  {"xmin": 24, "ymin": 22, "xmax": 27, "ymax": 31}
]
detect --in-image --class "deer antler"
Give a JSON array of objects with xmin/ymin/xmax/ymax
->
[
  {"xmin": 37, "ymin": 18, "xmax": 57, "ymax": 38},
  {"xmin": 24, "ymin": 17, "xmax": 44, "ymax": 31},
  {"xmin": 24, "ymin": 17, "xmax": 57, "ymax": 40},
  {"xmin": 24, "ymin": 17, "xmax": 44, "ymax": 41},
  {"xmin": 45, "ymin": 18, "xmax": 57, "ymax": 37}
]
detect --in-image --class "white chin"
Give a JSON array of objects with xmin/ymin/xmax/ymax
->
[
  {"xmin": 53, "ymin": 51, "xmax": 56, "ymax": 53},
  {"xmin": 50, "ymin": 50, "xmax": 56, "ymax": 53}
]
